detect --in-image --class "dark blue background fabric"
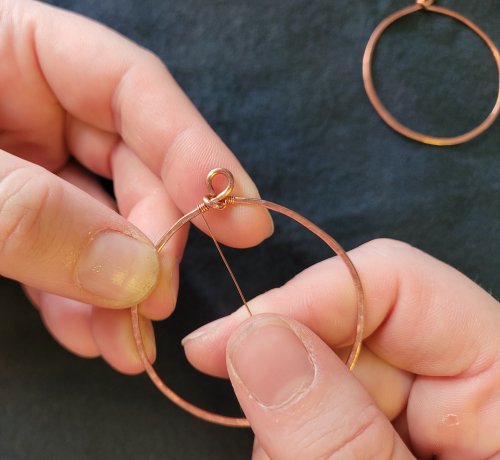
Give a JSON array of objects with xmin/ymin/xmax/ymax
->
[{"xmin": 1, "ymin": 0, "xmax": 499, "ymax": 458}]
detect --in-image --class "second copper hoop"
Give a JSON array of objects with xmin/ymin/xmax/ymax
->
[
  {"xmin": 131, "ymin": 168, "xmax": 365, "ymax": 428},
  {"xmin": 363, "ymin": 0, "xmax": 500, "ymax": 146}
]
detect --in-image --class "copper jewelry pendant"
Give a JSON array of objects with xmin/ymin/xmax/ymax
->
[{"xmin": 131, "ymin": 168, "xmax": 365, "ymax": 427}]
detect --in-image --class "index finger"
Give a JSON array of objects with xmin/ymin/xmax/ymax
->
[
  {"xmin": 183, "ymin": 238, "xmax": 500, "ymax": 378},
  {"xmin": 10, "ymin": 0, "xmax": 273, "ymax": 246}
]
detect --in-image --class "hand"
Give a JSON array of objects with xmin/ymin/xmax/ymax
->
[
  {"xmin": 0, "ymin": 0, "xmax": 272, "ymax": 373},
  {"xmin": 183, "ymin": 239, "xmax": 500, "ymax": 459}
]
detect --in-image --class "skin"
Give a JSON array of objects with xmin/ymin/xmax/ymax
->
[
  {"xmin": 2, "ymin": 1, "xmax": 499, "ymax": 457},
  {"xmin": 183, "ymin": 239, "xmax": 500, "ymax": 459},
  {"xmin": 0, "ymin": 0, "xmax": 273, "ymax": 373}
]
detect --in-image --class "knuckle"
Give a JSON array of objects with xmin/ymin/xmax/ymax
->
[
  {"xmin": 364, "ymin": 237, "xmax": 415, "ymax": 255},
  {"xmin": 312, "ymin": 404, "xmax": 396, "ymax": 460},
  {"xmin": 0, "ymin": 166, "xmax": 53, "ymax": 257},
  {"xmin": 330, "ymin": 404, "xmax": 395, "ymax": 459}
]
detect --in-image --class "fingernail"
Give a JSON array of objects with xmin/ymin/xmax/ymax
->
[
  {"xmin": 228, "ymin": 316, "xmax": 315, "ymax": 409},
  {"xmin": 181, "ymin": 316, "xmax": 227, "ymax": 346},
  {"xmin": 76, "ymin": 231, "xmax": 159, "ymax": 306}
]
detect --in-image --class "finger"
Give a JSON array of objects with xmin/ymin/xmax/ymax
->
[
  {"xmin": 112, "ymin": 144, "xmax": 184, "ymax": 320},
  {"xmin": 60, "ymin": 147, "xmax": 180, "ymax": 321},
  {"xmin": 0, "ymin": 150, "xmax": 159, "ymax": 307},
  {"xmin": 392, "ymin": 411, "xmax": 412, "ymax": 452},
  {"xmin": 350, "ymin": 346, "xmax": 413, "ymax": 421},
  {"xmin": 22, "ymin": 163, "xmax": 107, "ymax": 360},
  {"xmin": 186, "ymin": 238, "xmax": 500, "ymax": 456},
  {"xmin": 24, "ymin": 285, "xmax": 100, "ymax": 358},
  {"xmin": 57, "ymin": 160, "xmax": 116, "ymax": 210},
  {"xmin": 227, "ymin": 314, "xmax": 413, "ymax": 460},
  {"xmin": 183, "ymin": 238, "xmax": 500, "ymax": 377},
  {"xmin": 409, "ymin": 365, "xmax": 500, "ymax": 459},
  {"xmin": 91, "ymin": 307, "xmax": 155, "ymax": 375},
  {"xmin": 185, "ymin": 318, "xmax": 412, "ymax": 420},
  {"xmin": 137, "ymin": 251, "xmax": 178, "ymax": 320},
  {"xmin": 252, "ymin": 440, "xmax": 271, "ymax": 460},
  {"xmin": 56, "ymin": 161, "xmax": 159, "ymax": 370},
  {"xmin": 66, "ymin": 116, "xmax": 119, "ymax": 179},
  {"xmin": 0, "ymin": 0, "xmax": 67, "ymax": 171},
  {"xmin": 6, "ymin": 0, "xmax": 273, "ymax": 246}
]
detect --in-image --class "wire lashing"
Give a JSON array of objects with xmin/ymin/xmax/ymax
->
[{"xmin": 201, "ymin": 195, "xmax": 235, "ymax": 211}]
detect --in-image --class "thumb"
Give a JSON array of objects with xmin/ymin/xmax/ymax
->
[
  {"xmin": 226, "ymin": 314, "xmax": 413, "ymax": 460},
  {"xmin": 0, "ymin": 151, "xmax": 159, "ymax": 308}
]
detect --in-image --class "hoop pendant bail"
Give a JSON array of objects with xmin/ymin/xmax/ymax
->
[
  {"xmin": 131, "ymin": 168, "xmax": 365, "ymax": 428},
  {"xmin": 203, "ymin": 167, "xmax": 235, "ymax": 209},
  {"xmin": 362, "ymin": 2, "xmax": 500, "ymax": 146}
]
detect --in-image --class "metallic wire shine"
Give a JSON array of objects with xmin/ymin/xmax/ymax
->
[
  {"xmin": 363, "ymin": 0, "xmax": 500, "ymax": 146},
  {"xmin": 131, "ymin": 168, "xmax": 365, "ymax": 428}
]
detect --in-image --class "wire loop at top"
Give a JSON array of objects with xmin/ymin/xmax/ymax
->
[
  {"xmin": 203, "ymin": 168, "xmax": 235, "ymax": 209},
  {"xmin": 416, "ymin": 0, "xmax": 435, "ymax": 8}
]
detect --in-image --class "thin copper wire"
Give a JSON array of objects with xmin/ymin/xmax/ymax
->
[
  {"xmin": 131, "ymin": 168, "xmax": 365, "ymax": 428},
  {"xmin": 363, "ymin": 0, "xmax": 500, "ymax": 146},
  {"xmin": 200, "ymin": 212, "xmax": 252, "ymax": 317}
]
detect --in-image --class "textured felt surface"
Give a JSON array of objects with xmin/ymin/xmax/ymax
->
[{"xmin": 1, "ymin": 0, "xmax": 499, "ymax": 458}]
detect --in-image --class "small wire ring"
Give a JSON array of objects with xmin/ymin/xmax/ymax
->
[
  {"xmin": 131, "ymin": 169, "xmax": 365, "ymax": 428},
  {"xmin": 362, "ymin": 1, "xmax": 500, "ymax": 146},
  {"xmin": 203, "ymin": 167, "xmax": 235, "ymax": 209}
]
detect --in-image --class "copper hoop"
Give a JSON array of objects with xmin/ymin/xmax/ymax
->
[
  {"xmin": 131, "ymin": 168, "xmax": 365, "ymax": 428},
  {"xmin": 362, "ymin": 0, "xmax": 500, "ymax": 146}
]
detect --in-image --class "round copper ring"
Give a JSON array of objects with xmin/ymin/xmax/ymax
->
[
  {"xmin": 131, "ymin": 169, "xmax": 365, "ymax": 428},
  {"xmin": 362, "ymin": 2, "xmax": 500, "ymax": 146}
]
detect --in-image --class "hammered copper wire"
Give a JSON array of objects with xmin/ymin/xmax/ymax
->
[
  {"xmin": 131, "ymin": 168, "xmax": 365, "ymax": 428},
  {"xmin": 363, "ymin": 0, "xmax": 500, "ymax": 145}
]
